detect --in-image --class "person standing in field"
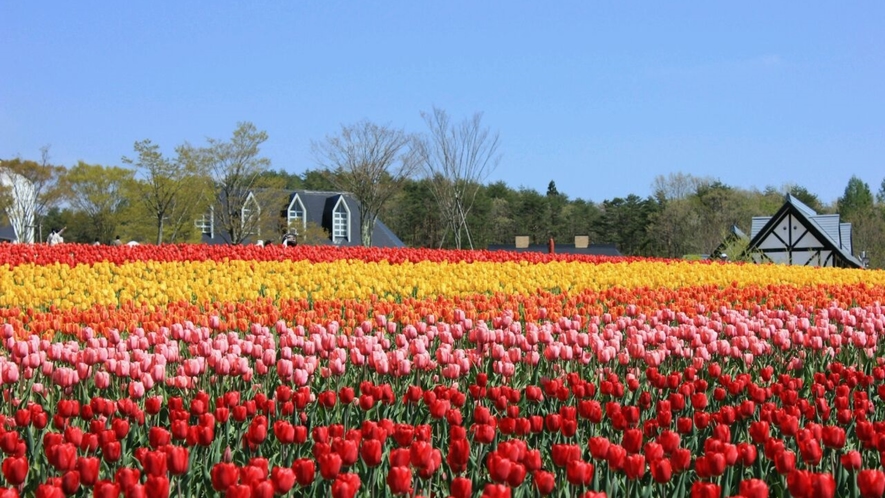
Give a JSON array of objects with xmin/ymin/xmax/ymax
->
[{"xmin": 48, "ymin": 227, "xmax": 66, "ymax": 246}]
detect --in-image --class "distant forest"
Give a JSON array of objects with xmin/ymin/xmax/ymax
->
[{"xmin": 260, "ymin": 169, "xmax": 885, "ymax": 269}]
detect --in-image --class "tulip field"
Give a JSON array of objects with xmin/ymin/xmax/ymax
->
[{"xmin": 4, "ymin": 245, "xmax": 885, "ymax": 498}]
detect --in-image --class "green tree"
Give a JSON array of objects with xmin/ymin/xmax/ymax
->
[
  {"xmin": 0, "ymin": 147, "xmax": 66, "ymax": 243},
  {"xmin": 384, "ymin": 178, "xmax": 444, "ymax": 247},
  {"xmin": 204, "ymin": 122, "xmax": 272, "ymax": 244},
  {"xmin": 64, "ymin": 162, "xmax": 135, "ymax": 243},
  {"xmin": 786, "ymin": 184, "xmax": 824, "ymax": 213},
  {"xmin": 838, "ymin": 176, "xmax": 874, "ymax": 220},
  {"xmin": 596, "ymin": 195, "xmax": 659, "ymax": 256},
  {"xmin": 545, "ymin": 181, "xmax": 568, "ymax": 241},
  {"xmin": 301, "ymin": 169, "xmax": 338, "ymax": 191},
  {"xmin": 122, "ymin": 139, "xmax": 211, "ymax": 244},
  {"xmin": 513, "ymin": 188, "xmax": 547, "ymax": 245},
  {"xmin": 313, "ymin": 120, "xmax": 418, "ymax": 246}
]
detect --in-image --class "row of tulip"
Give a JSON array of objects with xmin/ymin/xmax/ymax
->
[
  {"xmin": 0, "ymin": 245, "xmax": 884, "ymax": 497},
  {"xmin": 0, "ymin": 244, "xmax": 881, "ymax": 312}
]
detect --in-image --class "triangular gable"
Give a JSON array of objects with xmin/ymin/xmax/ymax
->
[
  {"xmin": 286, "ymin": 193, "xmax": 307, "ymax": 231},
  {"xmin": 746, "ymin": 194, "xmax": 862, "ymax": 268}
]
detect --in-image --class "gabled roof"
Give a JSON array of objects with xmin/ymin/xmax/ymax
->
[
  {"xmin": 0, "ymin": 225, "xmax": 17, "ymax": 242},
  {"xmin": 202, "ymin": 189, "xmax": 405, "ymax": 247},
  {"xmin": 746, "ymin": 194, "xmax": 862, "ymax": 268}
]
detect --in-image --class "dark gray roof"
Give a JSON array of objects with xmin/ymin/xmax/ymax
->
[
  {"xmin": 0, "ymin": 225, "xmax": 16, "ymax": 242},
  {"xmin": 746, "ymin": 193, "xmax": 863, "ymax": 268},
  {"xmin": 202, "ymin": 189, "xmax": 404, "ymax": 247},
  {"xmin": 486, "ymin": 243, "xmax": 623, "ymax": 257}
]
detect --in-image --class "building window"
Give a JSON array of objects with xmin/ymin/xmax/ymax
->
[
  {"xmin": 333, "ymin": 200, "xmax": 349, "ymax": 243},
  {"xmin": 241, "ymin": 193, "xmax": 260, "ymax": 235},
  {"xmin": 195, "ymin": 213, "xmax": 213, "ymax": 237},
  {"xmin": 287, "ymin": 195, "xmax": 306, "ymax": 231}
]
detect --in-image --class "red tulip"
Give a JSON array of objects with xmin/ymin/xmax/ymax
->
[
  {"xmin": 787, "ymin": 470, "xmax": 836, "ymax": 498},
  {"xmin": 622, "ymin": 429, "xmax": 643, "ymax": 454},
  {"xmin": 748, "ymin": 421, "xmax": 770, "ymax": 444},
  {"xmin": 35, "ymin": 485, "xmax": 64, "ymax": 498},
  {"xmin": 292, "ymin": 458, "xmax": 315, "ymax": 486},
  {"xmin": 799, "ymin": 439, "xmax": 823, "ymax": 466},
  {"xmin": 737, "ymin": 442, "xmax": 757, "ymax": 466},
  {"xmin": 144, "ymin": 397, "xmax": 162, "ymax": 415},
  {"xmin": 859, "ymin": 469, "xmax": 885, "ymax": 498},
  {"xmin": 523, "ymin": 448, "xmax": 542, "ymax": 472},
  {"xmin": 331, "ymin": 473, "xmax": 361, "ymax": 498},
  {"xmin": 507, "ymin": 462, "xmax": 527, "ymax": 487},
  {"xmin": 142, "ymin": 450, "xmax": 167, "ymax": 477},
  {"xmin": 270, "ymin": 467, "xmax": 295, "ymax": 494},
  {"xmin": 551, "ymin": 444, "xmax": 581, "ymax": 467},
  {"xmin": 52, "ymin": 443, "xmax": 78, "ymax": 472},
  {"xmin": 606, "ymin": 444, "xmax": 627, "ymax": 471},
  {"xmin": 657, "ymin": 431, "xmax": 680, "ymax": 455},
  {"xmin": 533, "ymin": 470, "xmax": 555, "ymax": 495},
  {"xmin": 273, "ymin": 421, "xmax": 295, "ymax": 444},
  {"xmin": 447, "ymin": 438, "xmax": 470, "ymax": 473},
  {"xmin": 318, "ymin": 452, "xmax": 342, "ymax": 480},
  {"xmin": 589, "ymin": 437, "xmax": 611, "ymax": 460},
  {"xmin": 482, "ymin": 483, "xmax": 512, "ymax": 498},
  {"xmin": 166, "ymin": 446, "xmax": 189, "ymax": 476},
  {"xmin": 451, "ymin": 476, "xmax": 473, "ymax": 498},
  {"xmin": 738, "ymin": 478, "xmax": 769, "ymax": 498},
  {"xmin": 148, "ymin": 427, "xmax": 170, "ymax": 449},
  {"xmin": 251, "ymin": 481, "xmax": 274, "ymax": 498},
  {"xmin": 360, "ymin": 439, "xmax": 383, "ymax": 467},
  {"xmin": 691, "ymin": 481, "xmax": 720, "ymax": 498},
  {"xmin": 624, "ymin": 454, "xmax": 646, "ymax": 480},
  {"xmin": 841, "ymin": 450, "xmax": 862, "ymax": 471},
  {"xmin": 211, "ymin": 462, "xmax": 239, "ymax": 491},
  {"xmin": 671, "ymin": 448, "xmax": 692, "ymax": 473},
  {"xmin": 224, "ymin": 484, "xmax": 251, "ymax": 498},
  {"xmin": 93, "ymin": 480, "xmax": 121, "ymax": 498},
  {"xmin": 61, "ymin": 470, "xmax": 80, "ymax": 496},
  {"xmin": 1, "ymin": 456, "xmax": 27, "ymax": 486},
  {"xmin": 102, "ymin": 442, "xmax": 122, "ymax": 463},
  {"xmin": 386, "ymin": 466, "xmax": 412, "ymax": 495},
  {"xmin": 821, "ymin": 426, "xmax": 846, "ymax": 449},
  {"xmin": 76, "ymin": 456, "xmax": 100, "ymax": 486},
  {"xmin": 650, "ymin": 458, "xmax": 672, "ymax": 483},
  {"xmin": 409, "ymin": 441, "xmax": 432, "ymax": 469},
  {"xmin": 115, "ymin": 467, "xmax": 141, "ymax": 491},
  {"xmin": 566, "ymin": 460, "xmax": 594, "ymax": 486},
  {"xmin": 334, "ymin": 439, "xmax": 359, "ymax": 467},
  {"xmin": 144, "ymin": 475, "xmax": 169, "ymax": 498}
]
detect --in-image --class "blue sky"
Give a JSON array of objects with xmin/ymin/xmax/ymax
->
[{"xmin": 2, "ymin": 2, "xmax": 883, "ymax": 204}]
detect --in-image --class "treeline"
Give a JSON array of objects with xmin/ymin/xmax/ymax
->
[{"xmin": 4, "ymin": 124, "xmax": 885, "ymax": 269}]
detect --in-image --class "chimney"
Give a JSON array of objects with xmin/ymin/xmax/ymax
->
[{"xmin": 515, "ymin": 236, "xmax": 529, "ymax": 249}]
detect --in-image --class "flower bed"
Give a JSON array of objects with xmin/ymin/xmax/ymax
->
[{"xmin": 0, "ymin": 245, "xmax": 884, "ymax": 497}]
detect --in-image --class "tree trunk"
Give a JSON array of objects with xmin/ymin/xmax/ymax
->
[
  {"xmin": 361, "ymin": 216, "xmax": 375, "ymax": 247},
  {"xmin": 156, "ymin": 216, "xmax": 164, "ymax": 245}
]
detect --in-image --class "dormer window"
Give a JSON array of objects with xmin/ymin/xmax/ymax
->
[
  {"xmin": 287, "ymin": 194, "xmax": 307, "ymax": 232},
  {"xmin": 195, "ymin": 210, "xmax": 214, "ymax": 237},
  {"xmin": 241, "ymin": 192, "xmax": 260, "ymax": 235},
  {"xmin": 332, "ymin": 197, "xmax": 350, "ymax": 243}
]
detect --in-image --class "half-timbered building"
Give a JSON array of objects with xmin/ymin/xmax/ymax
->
[{"xmin": 745, "ymin": 194, "xmax": 863, "ymax": 268}]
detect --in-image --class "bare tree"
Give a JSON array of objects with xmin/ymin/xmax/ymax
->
[
  {"xmin": 204, "ymin": 122, "xmax": 272, "ymax": 244},
  {"xmin": 123, "ymin": 140, "xmax": 211, "ymax": 244},
  {"xmin": 312, "ymin": 120, "xmax": 418, "ymax": 246},
  {"xmin": 416, "ymin": 108, "xmax": 501, "ymax": 249},
  {"xmin": 0, "ymin": 146, "xmax": 66, "ymax": 242}
]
